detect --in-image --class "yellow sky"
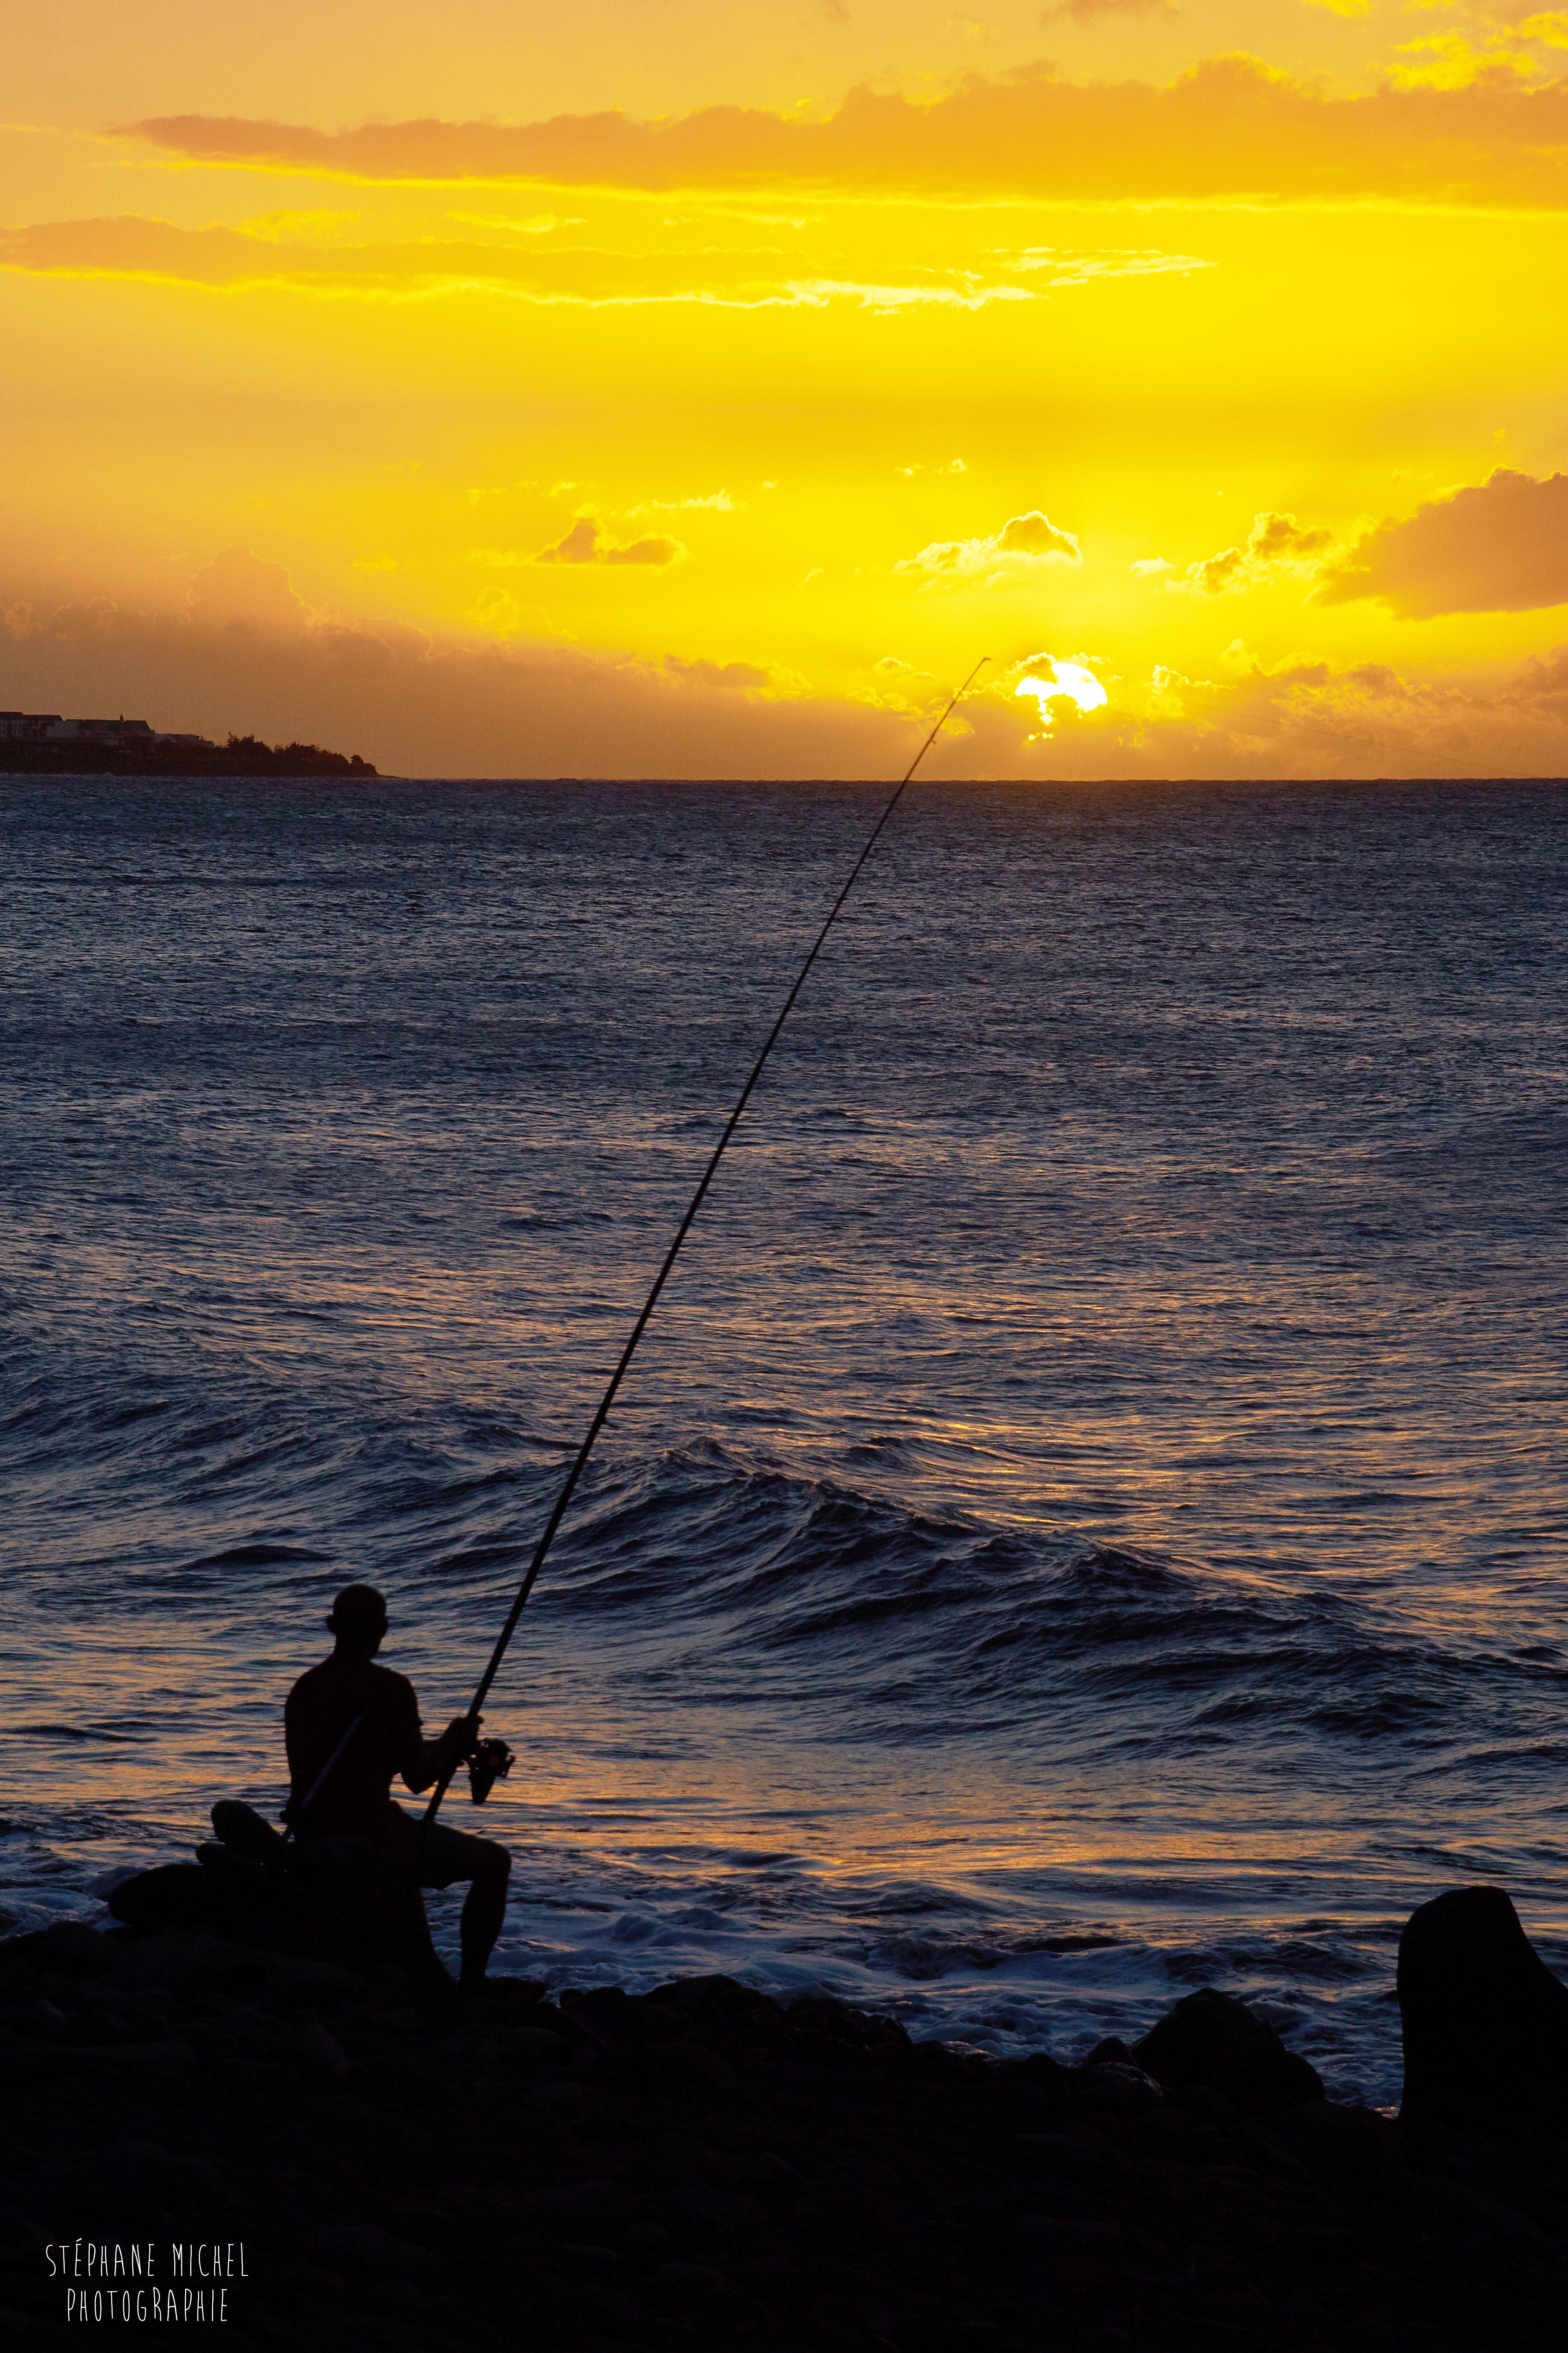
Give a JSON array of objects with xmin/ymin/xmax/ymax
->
[{"xmin": 4, "ymin": 2, "xmax": 1568, "ymax": 775}]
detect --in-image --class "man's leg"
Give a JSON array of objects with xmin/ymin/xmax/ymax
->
[
  {"xmin": 458, "ymin": 1839, "xmax": 511, "ymax": 1988},
  {"xmin": 402, "ymin": 1812, "xmax": 513, "ymax": 1987}
]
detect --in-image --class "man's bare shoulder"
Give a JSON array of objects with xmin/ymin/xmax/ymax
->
[
  {"xmin": 286, "ymin": 1659, "xmax": 418, "ymax": 1714},
  {"xmin": 364, "ymin": 1661, "xmax": 420, "ymax": 1714},
  {"xmin": 286, "ymin": 1658, "xmax": 331, "ymax": 1714}
]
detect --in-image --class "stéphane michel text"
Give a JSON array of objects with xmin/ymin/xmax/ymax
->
[{"xmin": 45, "ymin": 2239, "xmax": 247, "ymax": 2323}]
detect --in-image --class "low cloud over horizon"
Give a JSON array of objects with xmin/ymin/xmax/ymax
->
[{"xmin": 7, "ymin": 556, "xmax": 1568, "ymax": 783}]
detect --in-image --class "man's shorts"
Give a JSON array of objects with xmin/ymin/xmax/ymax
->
[{"xmin": 384, "ymin": 1805, "xmax": 500, "ymax": 1891}]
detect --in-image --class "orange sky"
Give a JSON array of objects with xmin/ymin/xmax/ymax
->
[{"xmin": 4, "ymin": 2, "xmax": 1568, "ymax": 776}]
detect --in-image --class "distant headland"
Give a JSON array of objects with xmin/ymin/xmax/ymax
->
[{"xmin": 0, "ymin": 711, "xmax": 376, "ymax": 778}]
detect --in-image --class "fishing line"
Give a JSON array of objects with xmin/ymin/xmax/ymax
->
[{"xmin": 422, "ymin": 656, "xmax": 990, "ymax": 1830}]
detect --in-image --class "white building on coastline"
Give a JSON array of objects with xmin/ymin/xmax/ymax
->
[{"xmin": 0, "ymin": 711, "xmax": 214, "ymax": 747}]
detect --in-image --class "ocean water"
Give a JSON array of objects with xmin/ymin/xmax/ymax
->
[{"xmin": 2, "ymin": 772, "xmax": 1566, "ymax": 2109}]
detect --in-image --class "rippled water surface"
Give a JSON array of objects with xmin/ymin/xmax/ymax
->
[{"xmin": 2, "ymin": 774, "xmax": 1566, "ymax": 2106}]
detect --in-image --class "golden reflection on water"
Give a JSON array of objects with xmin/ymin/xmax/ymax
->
[{"xmin": 4, "ymin": 773, "xmax": 1566, "ymax": 2104}]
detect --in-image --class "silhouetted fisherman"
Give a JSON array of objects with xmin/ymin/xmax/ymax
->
[{"xmin": 284, "ymin": 1583, "xmax": 511, "ymax": 1989}]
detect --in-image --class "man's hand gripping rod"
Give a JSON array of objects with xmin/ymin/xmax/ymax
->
[{"xmin": 421, "ymin": 657, "xmax": 990, "ymax": 1831}]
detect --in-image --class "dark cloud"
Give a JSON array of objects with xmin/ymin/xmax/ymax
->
[
  {"xmin": 0, "ymin": 213, "xmax": 1136, "ymax": 313},
  {"xmin": 537, "ymin": 518, "xmax": 683, "ymax": 568},
  {"xmin": 662, "ymin": 656, "xmax": 772, "ymax": 689},
  {"xmin": 0, "ymin": 216, "xmax": 812, "ymax": 302},
  {"xmin": 1043, "ymin": 0, "xmax": 1174, "ymax": 20},
  {"xmin": 119, "ymin": 61, "xmax": 1568, "ymax": 205},
  {"xmin": 0, "ymin": 588, "xmax": 903, "ymax": 777},
  {"xmin": 1315, "ymin": 469, "xmax": 1568, "ymax": 618}
]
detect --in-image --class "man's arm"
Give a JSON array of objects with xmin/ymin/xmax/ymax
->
[
  {"xmin": 393, "ymin": 1688, "xmax": 479, "ymax": 1795},
  {"xmin": 282, "ymin": 1685, "xmax": 315, "ymax": 1801}
]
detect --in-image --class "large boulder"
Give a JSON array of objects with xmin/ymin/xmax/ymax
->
[
  {"xmin": 105, "ymin": 1809, "xmax": 449, "ymax": 1990},
  {"xmin": 1398, "ymin": 1885, "xmax": 1568, "ymax": 2138},
  {"xmin": 1132, "ymin": 1989, "xmax": 1324, "ymax": 2113}
]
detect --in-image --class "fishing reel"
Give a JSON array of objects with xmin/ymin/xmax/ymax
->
[{"xmin": 466, "ymin": 1734, "xmax": 515, "ymax": 1805}]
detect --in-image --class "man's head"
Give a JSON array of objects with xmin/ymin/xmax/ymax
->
[{"xmin": 326, "ymin": 1583, "xmax": 388, "ymax": 1657}]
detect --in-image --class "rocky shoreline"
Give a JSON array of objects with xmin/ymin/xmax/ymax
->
[
  {"xmin": 4, "ymin": 1905, "xmax": 1568, "ymax": 2351},
  {"xmin": 0, "ymin": 738, "xmax": 376, "ymax": 778}
]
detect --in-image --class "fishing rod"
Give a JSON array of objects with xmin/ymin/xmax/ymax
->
[
  {"xmin": 280, "ymin": 1713, "xmax": 364, "ymax": 1837},
  {"xmin": 423, "ymin": 655, "xmax": 991, "ymax": 1831}
]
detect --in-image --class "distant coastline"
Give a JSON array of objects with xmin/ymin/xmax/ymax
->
[{"xmin": 0, "ymin": 734, "xmax": 377, "ymax": 778}]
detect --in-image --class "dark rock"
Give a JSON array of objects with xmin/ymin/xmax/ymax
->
[
  {"xmin": 110, "ymin": 1930, "xmax": 251, "ymax": 1995},
  {"xmin": 251, "ymin": 1953, "xmax": 361, "ymax": 2007},
  {"xmin": 911, "ymin": 2037, "xmax": 961, "ymax": 2073},
  {"xmin": 505, "ymin": 2025, "xmax": 567, "ymax": 2068},
  {"xmin": 5, "ymin": 1936, "xmax": 1566, "ymax": 2353},
  {"xmin": 529, "ymin": 2077, "xmax": 600, "ymax": 2120},
  {"xmin": 110, "ymin": 1839, "xmax": 447, "ymax": 1988},
  {"xmin": 559, "ymin": 2278, "xmax": 644, "ymax": 2335},
  {"xmin": 38, "ymin": 1920, "xmax": 113, "ymax": 1976},
  {"xmin": 60, "ymin": 2036, "xmax": 198, "ymax": 2082},
  {"xmin": 520, "ymin": 2179, "xmax": 644, "ymax": 2240},
  {"xmin": 1125, "ymin": 2103, "xmax": 1198, "ymax": 2161},
  {"xmin": 1132, "ymin": 1989, "xmax": 1324, "ymax": 2114},
  {"xmin": 1001, "ymin": 2050, "xmax": 1073, "ymax": 2104},
  {"xmin": 107, "ymin": 1863, "xmax": 238, "ymax": 1935},
  {"xmin": 641, "ymin": 2038, "xmax": 738, "ymax": 2091},
  {"xmin": 1083, "ymin": 2036, "xmax": 1134, "ymax": 2068},
  {"xmin": 1166, "ymin": 2080, "xmax": 1240, "ymax": 2127},
  {"xmin": 297, "ymin": 2020, "xmax": 352, "ymax": 2082},
  {"xmin": 97, "ymin": 2137, "xmax": 175, "ymax": 2216},
  {"xmin": 315, "ymin": 2223, "xmax": 423, "ymax": 2273},
  {"xmin": 655, "ymin": 2261, "xmax": 728, "ymax": 2301},
  {"xmin": 784, "ymin": 1990, "xmax": 911, "ymax": 2055},
  {"xmin": 1077, "ymin": 2060, "xmax": 1164, "ymax": 2116},
  {"xmin": 1016, "ymin": 2214, "xmax": 1123, "ymax": 2255},
  {"xmin": 285, "ymin": 1848, "xmax": 450, "ymax": 1987},
  {"xmin": 1407, "ymin": 2169, "xmax": 1553, "ymax": 2252},
  {"xmin": 561, "ymin": 1984, "xmax": 648, "ymax": 2041},
  {"xmin": 355, "ymin": 2055, "xmax": 457, "ymax": 2108},
  {"xmin": 24, "ymin": 1921, "xmax": 112, "ymax": 1976},
  {"xmin": 646, "ymin": 1973, "xmax": 786, "ymax": 2043},
  {"xmin": 0, "ymin": 2034, "xmax": 61, "ymax": 2089},
  {"xmin": 1279, "ymin": 2100, "xmax": 1389, "ymax": 2176},
  {"xmin": 1398, "ymin": 1883, "xmax": 1568, "ymax": 2139},
  {"xmin": 1238, "ymin": 2122, "xmax": 1313, "ymax": 2183}
]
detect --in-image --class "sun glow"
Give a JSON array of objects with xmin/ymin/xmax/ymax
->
[{"xmin": 1015, "ymin": 661, "xmax": 1109, "ymax": 724}]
